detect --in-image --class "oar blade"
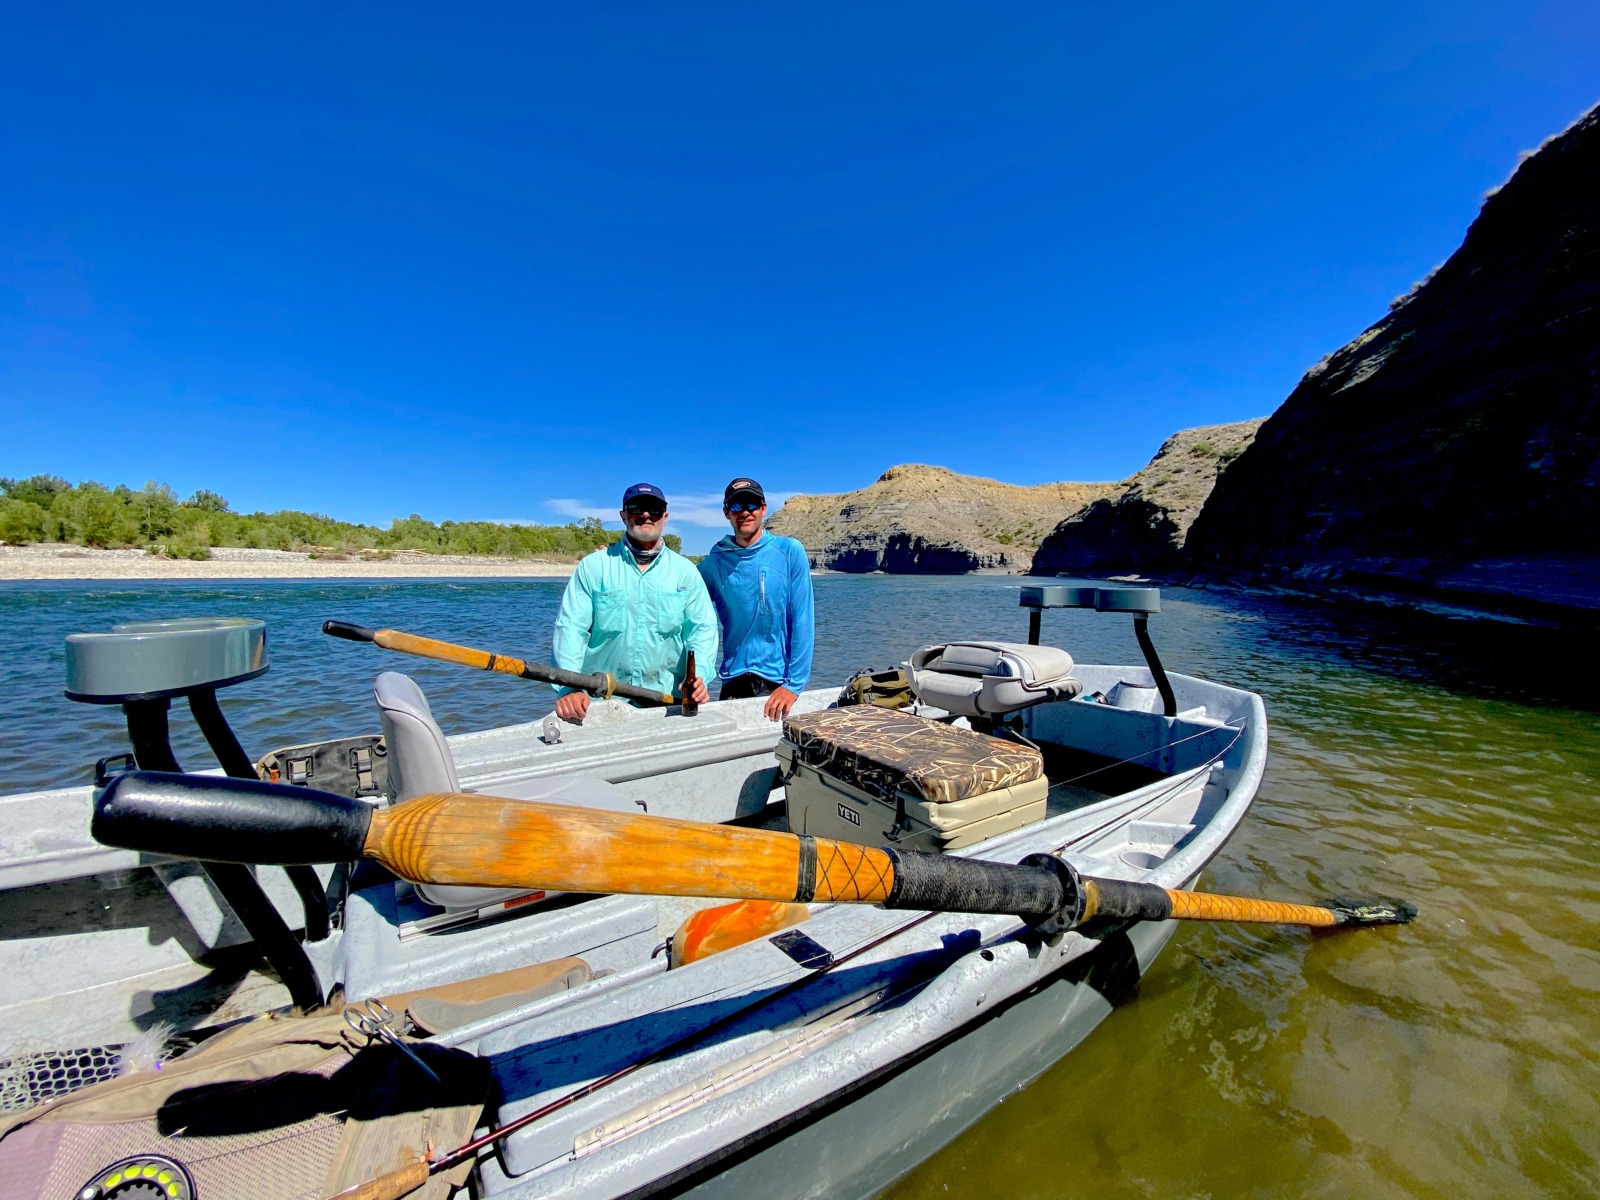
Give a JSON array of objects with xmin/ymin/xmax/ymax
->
[{"xmin": 1325, "ymin": 898, "xmax": 1418, "ymax": 926}]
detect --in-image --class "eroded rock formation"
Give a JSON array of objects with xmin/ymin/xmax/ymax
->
[
  {"xmin": 1186, "ymin": 104, "xmax": 1600, "ymax": 615},
  {"xmin": 767, "ymin": 465, "xmax": 1117, "ymax": 574},
  {"xmin": 1032, "ymin": 419, "xmax": 1264, "ymax": 575}
]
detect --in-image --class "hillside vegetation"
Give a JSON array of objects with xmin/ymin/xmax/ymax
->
[{"xmin": 0, "ymin": 475, "xmax": 672, "ymax": 559}]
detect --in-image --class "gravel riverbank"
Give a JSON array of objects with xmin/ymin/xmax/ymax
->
[{"xmin": 0, "ymin": 544, "xmax": 578, "ymax": 581}]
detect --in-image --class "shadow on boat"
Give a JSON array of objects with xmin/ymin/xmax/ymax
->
[{"xmin": 487, "ymin": 927, "xmax": 1147, "ymax": 1109}]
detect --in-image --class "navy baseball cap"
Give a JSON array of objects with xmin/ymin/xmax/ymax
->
[
  {"xmin": 621, "ymin": 483, "xmax": 667, "ymax": 507},
  {"xmin": 723, "ymin": 477, "xmax": 765, "ymax": 504}
]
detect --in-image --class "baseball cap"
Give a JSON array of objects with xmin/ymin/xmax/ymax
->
[
  {"xmin": 622, "ymin": 483, "xmax": 667, "ymax": 507},
  {"xmin": 723, "ymin": 478, "xmax": 765, "ymax": 505}
]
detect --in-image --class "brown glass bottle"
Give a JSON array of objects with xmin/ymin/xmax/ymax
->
[{"xmin": 682, "ymin": 650, "xmax": 700, "ymax": 716}]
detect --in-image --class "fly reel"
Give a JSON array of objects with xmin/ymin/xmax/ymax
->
[{"xmin": 75, "ymin": 1155, "xmax": 194, "ymax": 1200}]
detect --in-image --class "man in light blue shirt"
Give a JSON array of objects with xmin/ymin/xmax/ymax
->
[
  {"xmin": 698, "ymin": 477, "xmax": 814, "ymax": 721},
  {"xmin": 552, "ymin": 483, "xmax": 717, "ymax": 722}
]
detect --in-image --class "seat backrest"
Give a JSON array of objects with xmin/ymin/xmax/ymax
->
[
  {"xmin": 374, "ymin": 670, "xmax": 461, "ymax": 802},
  {"xmin": 909, "ymin": 641, "xmax": 1080, "ymax": 717},
  {"xmin": 375, "ymin": 671, "xmax": 527, "ymax": 911}
]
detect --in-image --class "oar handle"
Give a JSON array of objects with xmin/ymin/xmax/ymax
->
[
  {"xmin": 323, "ymin": 620, "xmax": 378, "ymax": 643},
  {"xmin": 93, "ymin": 771, "xmax": 374, "ymax": 865},
  {"xmin": 320, "ymin": 620, "xmax": 677, "ymax": 707}
]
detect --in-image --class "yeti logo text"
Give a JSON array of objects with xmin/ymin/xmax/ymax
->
[{"xmin": 837, "ymin": 803, "xmax": 861, "ymax": 827}]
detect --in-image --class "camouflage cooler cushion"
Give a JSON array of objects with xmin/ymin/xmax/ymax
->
[{"xmin": 780, "ymin": 706, "xmax": 1043, "ymax": 805}]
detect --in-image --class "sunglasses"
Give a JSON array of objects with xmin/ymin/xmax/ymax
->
[
  {"xmin": 725, "ymin": 502, "xmax": 763, "ymax": 514},
  {"xmin": 624, "ymin": 504, "xmax": 666, "ymax": 519}
]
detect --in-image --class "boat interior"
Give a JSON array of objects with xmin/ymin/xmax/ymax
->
[{"xmin": 0, "ymin": 584, "xmax": 1262, "ymax": 1131}]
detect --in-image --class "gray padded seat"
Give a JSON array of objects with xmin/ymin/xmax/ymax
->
[
  {"xmin": 908, "ymin": 641, "xmax": 1082, "ymax": 717},
  {"xmin": 374, "ymin": 670, "xmax": 635, "ymax": 910}
]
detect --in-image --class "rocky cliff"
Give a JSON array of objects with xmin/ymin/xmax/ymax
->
[
  {"xmin": 767, "ymin": 465, "xmax": 1118, "ymax": 574},
  {"xmin": 1187, "ymin": 104, "xmax": 1600, "ymax": 616},
  {"xmin": 1032, "ymin": 419, "xmax": 1264, "ymax": 575}
]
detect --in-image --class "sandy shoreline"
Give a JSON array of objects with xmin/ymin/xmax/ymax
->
[{"xmin": 0, "ymin": 544, "xmax": 578, "ymax": 581}]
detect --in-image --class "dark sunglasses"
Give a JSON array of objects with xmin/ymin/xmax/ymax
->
[
  {"xmin": 725, "ymin": 502, "xmax": 763, "ymax": 514},
  {"xmin": 624, "ymin": 504, "xmax": 666, "ymax": 518}
]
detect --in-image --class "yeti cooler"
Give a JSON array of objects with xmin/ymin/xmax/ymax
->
[{"xmin": 777, "ymin": 706, "xmax": 1047, "ymax": 852}]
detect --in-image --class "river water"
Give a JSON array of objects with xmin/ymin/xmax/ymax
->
[{"xmin": 2, "ymin": 574, "xmax": 1597, "ymax": 1197}]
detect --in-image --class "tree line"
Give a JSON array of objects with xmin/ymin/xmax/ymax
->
[{"xmin": 0, "ymin": 474, "xmax": 678, "ymax": 559}]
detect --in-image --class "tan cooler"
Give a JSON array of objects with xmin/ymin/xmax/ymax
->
[{"xmin": 777, "ymin": 706, "xmax": 1048, "ymax": 853}]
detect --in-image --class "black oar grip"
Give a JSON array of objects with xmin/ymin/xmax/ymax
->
[
  {"xmin": 323, "ymin": 620, "xmax": 378, "ymax": 642},
  {"xmin": 883, "ymin": 849, "xmax": 1071, "ymax": 924},
  {"xmin": 93, "ymin": 771, "xmax": 373, "ymax": 865}
]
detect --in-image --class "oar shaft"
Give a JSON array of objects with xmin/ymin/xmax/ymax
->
[
  {"xmin": 321, "ymin": 620, "xmax": 677, "ymax": 706},
  {"xmin": 366, "ymin": 791, "xmax": 901, "ymax": 906},
  {"xmin": 1082, "ymin": 877, "xmax": 1341, "ymax": 927}
]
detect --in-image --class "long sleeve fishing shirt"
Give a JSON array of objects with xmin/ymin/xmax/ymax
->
[
  {"xmin": 552, "ymin": 540, "xmax": 718, "ymax": 701},
  {"xmin": 698, "ymin": 532, "xmax": 814, "ymax": 691}
]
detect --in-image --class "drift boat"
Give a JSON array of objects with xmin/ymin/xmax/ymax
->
[{"xmin": 1, "ymin": 583, "xmax": 1279, "ymax": 1199}]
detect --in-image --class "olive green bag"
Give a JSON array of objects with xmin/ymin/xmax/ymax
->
[{"xmin": 836, "ymin": 665, "xmax": 914, "ymax": 710}]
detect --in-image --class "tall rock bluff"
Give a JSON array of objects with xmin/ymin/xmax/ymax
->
[
  {"xmin": 767, "ymin": 465, "xmax": 1118, "ymax": 574},
  {"xmin": 1187, "ymin": 105, "xmax": 1600, "ymax": 615},
  {"xmin": 1032, "ymin": 419, "xmax": 1264, "ymax": 575}
]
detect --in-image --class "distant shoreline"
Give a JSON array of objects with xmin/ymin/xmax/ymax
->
[{"xmin": 0, "ymin": 544, "xmax": 578, "ymax": 581}]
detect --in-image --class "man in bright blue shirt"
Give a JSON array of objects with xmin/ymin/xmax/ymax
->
[
  {"xmin": 698, "ymin": 477, "xmax": 814, "ymax": 721},
  {"xmin": 552, "ymin": 483, "xmax": 717, "ymax": 722}
]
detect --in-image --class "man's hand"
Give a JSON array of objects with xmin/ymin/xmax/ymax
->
[
  {"xmin": 689, "ymin": 676, "xmax": 710, "ymax": 705},
  {"xmin": 763, "ymin": 686, "xmax": 799, "ymax": 722},
  {"xmin": 555, "ymin": 691, "xmax": 590, "ymax": 722}
]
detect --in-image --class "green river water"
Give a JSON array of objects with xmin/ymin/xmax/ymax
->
[{"xmin": 2, "ymin": 574, "xmax": 1596, "ymax": 1197}]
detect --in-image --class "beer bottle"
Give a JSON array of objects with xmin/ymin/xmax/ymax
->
[{"xmin": 682, "ymin": 650, "xmax": 700, "ymax": 717}]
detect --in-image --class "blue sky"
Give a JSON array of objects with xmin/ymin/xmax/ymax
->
[{"xmin": 3, "ymin": 4, "xmax": 1598, "ymax": 553}]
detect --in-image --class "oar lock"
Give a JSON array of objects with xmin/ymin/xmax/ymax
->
[{"xmin": 1018, "ymin": 853, "xmax": 1088, "ymax": 936}]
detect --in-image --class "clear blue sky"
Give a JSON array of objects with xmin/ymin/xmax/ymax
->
[{"xmin": 3, "ymin": 4, "xmax": 1598, "ymax": 552}]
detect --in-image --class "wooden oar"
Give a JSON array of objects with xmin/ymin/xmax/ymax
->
[
  {"xmin": 92, "ymin": 772, "xmax": 1417, "ymax": 932},
  {"xmin": 322, "ymin": 620, "xmax": 678, "ymax": 707}
]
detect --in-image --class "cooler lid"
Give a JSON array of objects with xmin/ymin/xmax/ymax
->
[{"xmin": 781, "ymin": 706, "xmax": 1042, "ymax": 805}]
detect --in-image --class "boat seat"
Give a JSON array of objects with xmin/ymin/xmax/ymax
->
[
  {"xmin": 374, "ymin": 671, "xmax": 635, "ymax": 910},
  {"xmin": 908, "ymin": 641, "xmax": 1082, "ymax": 717}
]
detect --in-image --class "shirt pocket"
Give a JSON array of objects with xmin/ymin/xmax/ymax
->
[
  {"xmin": 654, "ymin": 585, "xmax": 689, "ymax": 635},
  {"xmin": 593, "ymin": 589, "xmax": 628, "ymax": 637}
]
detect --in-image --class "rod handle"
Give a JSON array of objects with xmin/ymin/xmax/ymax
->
[{"xmin": 323, "ymin": 1157, "xmax": 431, "ymax": 1200}]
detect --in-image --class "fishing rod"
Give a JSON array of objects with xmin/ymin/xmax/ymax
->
[
  {"xmin": 327, "ymin": 909, "xmax": 948, "ymax": 1200},
  {"xmin": 321, "ymin": 620, "xmax": 680, "ymax": 708}
]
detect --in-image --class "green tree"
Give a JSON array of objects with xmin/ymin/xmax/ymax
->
[
  {"xmin": 0, "ymin": 498, "xmax": 49, "ymax": 544},
  {"xmin": 1, "ymin": 474, "xmax": 72, "ymax": 509},
  {"xmin": 132, "ymin": 482, "xmax": 180, "ymax": 540},
  {"xmin": 53, "ymin": 482, "xmax": 140, "ymax": 547},
  {"xmin": 185, "ymin": 489, "xmax": 230, "ymax": 512}
]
